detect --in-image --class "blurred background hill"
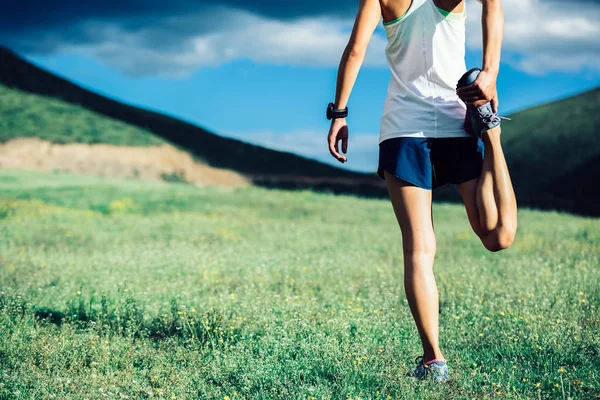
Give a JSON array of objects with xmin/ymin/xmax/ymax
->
[
  {"xmin": 1, "ymin": 47, "xmax": 598, "ymax": 215},
  {"xmin": 0, "ymin": 47, "xmax": 385, "ymax": 196}
]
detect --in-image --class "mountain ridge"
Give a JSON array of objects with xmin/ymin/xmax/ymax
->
[
  {"xmin": 0, "ymin": 46, "xmax": 386, "ymax": 196},
  {"xmin": 1, "ymin": 46, "xmax": 599, "ymax": 215}
]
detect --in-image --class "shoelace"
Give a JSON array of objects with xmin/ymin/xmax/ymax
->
[
  {"xmin": 481, "ymin": 113, "xmax": 500, "ymax": 124},
  {"xmin": 479, "ymin": 111, "xmax": 511, "ymax": 124},
  {"xmin": 414, "ymin": 355, "xmax": 432, "ymax": 371},
  {"xmin": 471, "ymin": 104, "xmax": 512, "ymax": 124}
]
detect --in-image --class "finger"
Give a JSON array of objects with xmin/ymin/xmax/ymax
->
[
  {"xmin": 456, "ymin": 82, "xmax": 474, "ymax": 92},
  {"xmin": 341, "ymin": 136, "xmax": 348, "ymax": 154},
  {"xmin": 456, "ymin": 83, "xmax": 480, "ymax": 94},
  {"xmin": 329, "ymin": 136, "xmax": 345, "ymax": 162},
  {"xmin": 328, "ymin": 136, "xmax": 340, "ymax": 159},
  {"xmin": 461, "ymin": 96, "xmax": 483, "ymax": 104},
  {"xmin": 473, "ymin": 99, "xmax": 489, "ymax": 108},
  {"xmin": 456, "ymin": 87, "xmax": 483, "ymax": 98},
  {"xmin": 335, "ymin": 138, "xmax": 347, "ymax": 162}
]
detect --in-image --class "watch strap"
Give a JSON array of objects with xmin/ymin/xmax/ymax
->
[{"xmin": 327, "ymin": 102, "xmax": 348, "ymax": 120}]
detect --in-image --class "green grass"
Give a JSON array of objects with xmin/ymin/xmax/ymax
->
[
  {"xmin": 0, "ymin": 169, "xmax": 599, "ymax": 399},
  {"xmin": 0, "ymin": 85, "xmax": 165, "ymax": 146}
]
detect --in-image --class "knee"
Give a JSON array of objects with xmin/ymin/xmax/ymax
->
[
  {"xmin": 403, "ymin": 240, "xmax": 437, "ymax": 257},
  {"xmin": 482, "ymin": 225, "xmax": 516, "ymax": 252}
]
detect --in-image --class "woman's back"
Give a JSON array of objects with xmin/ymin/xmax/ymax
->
[{"xmin": 379, "ymin": 0, "xmax": 469, "ymax": 142}]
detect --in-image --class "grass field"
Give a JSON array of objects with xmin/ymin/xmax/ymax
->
[{"xmin": 0, "ymin": 170, "xmax": 598, "ymax": 399}]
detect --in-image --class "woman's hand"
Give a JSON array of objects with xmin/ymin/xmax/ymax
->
[
  {"xmin": 456, "ymin": 69, "xmax": 499, "ymax": 113},
  {"xmin": 328, "ymin": 118, "xmax": 349, "ymax": 163}
]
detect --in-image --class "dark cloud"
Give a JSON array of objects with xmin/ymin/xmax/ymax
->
[
  {"xmin": 3, "ymin": 0, "xmax": 595, "ymax": 36},
  {"xmin": 0, "ymin": 1, "xmax": 356, "ymax": 34},
  {"xmin": 1, "ymin": 0, "xmax": 598, "ymax": 76},
  {"xmin": 0, "ymin": 0, "xmax": 359, "ymax": 56}
]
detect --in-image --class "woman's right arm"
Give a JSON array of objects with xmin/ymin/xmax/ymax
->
[{"xmin": 328, "ymin": 0, "xmax": 381, "ymax": 163}]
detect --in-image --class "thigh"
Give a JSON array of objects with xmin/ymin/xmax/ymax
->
[
  {"xmin": 384, "ymin": 171, "xmax": 435, "ymax": 252},
  {"xmin": 457, "ymin": 178, "xmax": 485, "ymax": 237}
]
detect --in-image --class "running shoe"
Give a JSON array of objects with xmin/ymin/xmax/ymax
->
[
  {"xmin": 457, "ymin": 67, "xmax": 509, "ymax": 137},
  {"xmin": 406, "ymin": 355, "xmax": 449, "ymax": 383}
]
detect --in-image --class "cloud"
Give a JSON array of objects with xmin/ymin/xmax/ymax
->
[
  {"xmin": 0, "ymin": 0, "xmax": 355, "ymax": 33},
  {"xmin": 222, "ymin": 129, "xmax": 380, "ymax": 173},
  {"xmin": 3, "ymin": 0, "xmax": 599, "ymax": 76},
  {"xmin": 465, "ymin": 0, "xmax": 600, "ymax": 74},
  {"xmin": 6, "ymin": 7, "xmax": 387, "ymax": 76}
]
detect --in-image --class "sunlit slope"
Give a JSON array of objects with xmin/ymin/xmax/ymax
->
[
  {"xmin": 0, "ymin": 85, "xmax": 165, "ymax": 146},
  {"xmin": 0, "ymin": 47, "xmax": 383, "ymax": 198}
]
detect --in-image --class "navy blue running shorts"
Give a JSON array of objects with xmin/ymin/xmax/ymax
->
[{"xmin": 377, "ymin": 137, "xmax": 484, "ymax": 190}]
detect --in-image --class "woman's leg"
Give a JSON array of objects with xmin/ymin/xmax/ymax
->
[
  {"xmin": 384, "ymin": 171, "xmax": 444, "ymax": 363},
  {"xmin": 458, "ymin": 127, "xmax": 518, "ymax": 251}
]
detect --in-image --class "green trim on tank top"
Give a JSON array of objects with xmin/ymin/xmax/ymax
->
[
  {"xmin": 383, "ymin": 4, "xmax": 463, "ymax": 26},
  {"xmin": 436, "ymin": 6, "xmax": 464, "ymax": 17},
  {"xmin": 382, "ymin": 8, "xmax": 410, "ymax": 26},
  {"xmin": 436, "ymin": 6, "xmax": 451, "ymax": 16}
]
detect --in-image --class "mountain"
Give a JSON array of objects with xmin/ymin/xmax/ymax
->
[
  {"xmin": 1, "ymin": 46, "xmax": 599, "ymax": 215},
  {"xmin": 499, "ymin": 88, "xmax": 600, "ymax": 216},
  {"xmin": 0, "ymin": 47, "xmax": 385, "ymax": 196}
]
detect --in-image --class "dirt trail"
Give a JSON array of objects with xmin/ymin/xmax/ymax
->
[{"xmin": 0, "ymin": 138, "xmax": 249, "ymax": 187}]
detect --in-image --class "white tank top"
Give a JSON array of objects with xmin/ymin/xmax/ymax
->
[{"xmin": 379, "ymin": 0, "xmax": 469, "ymax": 143}]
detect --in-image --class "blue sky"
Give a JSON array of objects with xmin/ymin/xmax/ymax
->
[{"xmin": 4, "ymin": 0, "xmax": 600, "ymax": 173}]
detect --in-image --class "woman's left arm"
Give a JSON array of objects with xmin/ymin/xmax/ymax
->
[
  {"xmin": 457, "ymin": 0, "xmax": 504, "ymax": 113},
  {"xmin": 328, "ymin": 0, "xmax": 381, "ymax": 163}
]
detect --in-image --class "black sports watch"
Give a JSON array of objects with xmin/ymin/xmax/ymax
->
[{"xmin": 327, "ymin": 103, "xmax": 348, "ymax": 120}]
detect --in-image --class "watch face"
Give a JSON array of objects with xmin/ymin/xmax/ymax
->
[{"xmin": 327, "ymin": 103, "xmax": 334, "ymax": 120}]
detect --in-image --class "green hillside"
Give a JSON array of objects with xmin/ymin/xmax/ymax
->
[
  {"xmin": 0, "ymin": 85, "xmax": 165, "ymax": 146},
  {"xmin": 0, "ymin": 47, "xmax": 384, "ymax": 197},
  {"xmin": 501, "ymin": 88, "xmax": 600, "ymax": 215},
  {"xmin": 0, "ymin": 46, "xmax": 598, "ymax": 214}
]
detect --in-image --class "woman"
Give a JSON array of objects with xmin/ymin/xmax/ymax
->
[{"xmin": 326, "ymin": 0, "xmax": 517, "ymax": 383}]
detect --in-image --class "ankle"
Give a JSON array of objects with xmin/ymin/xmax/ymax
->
[
  {"xmin": 483, "ymin": 127, "xmax": 502, "ymax": 142},
  {"xmin": 425, "ymin": 358, "xmax": 447, "ymax": 365},
  {"xmin": 423, "ymin": 349, "xmax": 445, "ymax": 363}
]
